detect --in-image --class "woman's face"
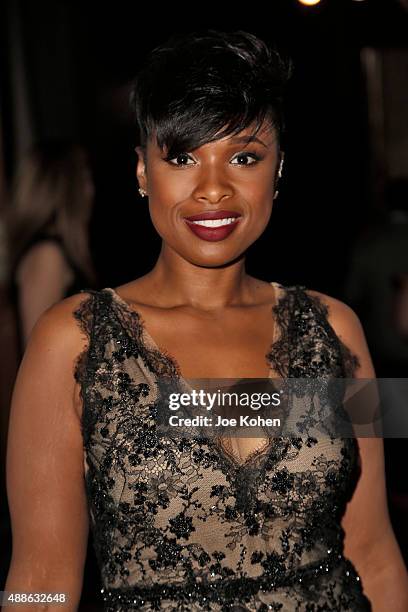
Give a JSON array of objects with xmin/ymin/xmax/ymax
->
[{"xmin": 135, "ymin": 120, "xmax": 281, "ymax": 268}]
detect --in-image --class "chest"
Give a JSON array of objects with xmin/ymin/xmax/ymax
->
[
  {"xmin": 137, "ymin": 304, "xmax": 280, "ymax": 379},
  {"xmin": 85, "ymin": 405, "xmax": 358, "ymax": 524}
]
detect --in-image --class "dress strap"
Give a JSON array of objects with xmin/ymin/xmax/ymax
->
[
  {"xmin": 268, "ymin": 285, "xmax": 360, "ymax": 378},
  {"xmin": 267, "ymin": 284, "xmax": 300, "ymax": 377},
  {"xmin": 72, "ymin": 289, "xmax": 102, "ymax": 387},
  {"xmin": 295, "ymin": 286, "xmax": 361, "ymax": 378}
]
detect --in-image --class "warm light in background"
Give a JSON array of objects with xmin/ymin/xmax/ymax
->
[{"xmin": 297, "ymin": 0, "xmax": 321, "ymax": 5}]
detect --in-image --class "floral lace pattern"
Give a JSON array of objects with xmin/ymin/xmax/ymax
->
[{"xmin": 73, "ymin": 284, "xmax": 371, "ymax": 611}]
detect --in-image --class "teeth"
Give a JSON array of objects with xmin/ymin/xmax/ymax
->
[{"xmin": 190, "ymin": 217, "xmax": 238, "ymax": 227}]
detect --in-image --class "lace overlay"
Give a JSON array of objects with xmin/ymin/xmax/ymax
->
[{"xmin": 73, "ymin": 284, "xmax": 371, "ymax": 611}]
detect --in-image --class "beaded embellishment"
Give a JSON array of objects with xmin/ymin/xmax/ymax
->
[{"xmin": 73, "ymin": 285, "xmax": 371, "ymax": 611}]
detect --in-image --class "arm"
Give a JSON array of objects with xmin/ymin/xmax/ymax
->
[
  {"xmin": 4, "ymin": 292, "xmax": 92, "ymax": 611},
  {"xmin": 310, "ymin": 290, "xmax": 408, "ymax": 610},
  {"xmin": 16, "ymin": 241, "xmax": 74, "ymax": 346}
]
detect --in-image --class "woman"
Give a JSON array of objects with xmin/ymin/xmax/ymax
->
[
  {"xmin": 5, "ymin": 140, "xmax": 96, "ymax": 351},
  {"xmin": 5, "ymin": 30, "xmax": 408, "ymax": 611}
]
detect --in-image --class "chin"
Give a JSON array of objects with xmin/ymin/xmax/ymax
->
[{"xmin": 184, "ymin": 250, "xmax": 246, "ymax": 269}]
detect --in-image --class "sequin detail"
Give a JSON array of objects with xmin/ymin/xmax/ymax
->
[{"xmin": 73, "ymin": 284, "xmax": 371, "ymax": 611}]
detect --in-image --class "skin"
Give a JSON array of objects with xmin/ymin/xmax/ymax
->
[
  {"xmin": 125, "ymin": 120, "xmax": 284, "ymax": 382},
  {"xmin": 4, "ymin": 119, "xmax": 408, "ymax": 610},
  {"xmin": 16, "ymin": 239, "xmax": 74, "ymax": 346}
]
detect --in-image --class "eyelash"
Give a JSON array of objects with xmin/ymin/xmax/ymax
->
[{"xmin": 163, "ymin": 150, "xmax": 262, "ymax": 167}]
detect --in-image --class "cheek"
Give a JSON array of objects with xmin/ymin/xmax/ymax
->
[
  {"xmin": 148, "ymin": 165, "xmax": 192, "ymax": 201},
  {"xmin": 147, "ymin": 201, "xmax": 171, "ymax": 239},
  {"xmin": 242, "ymin": 173, "xmax": 276, "ymax": 217},
  {"xmin": 239, "ymin": 164, "xmax": 276, "ymax": 195},
  {"xmin": 145, "ymin": 167, "xmax": 187, "ymax": 236},
  {"xmin": 147, "ymin": 195, "xmax": 181, "ymax": 241},
  {"xmin": 251, "ymin": 203, "xmax": 274, "ymax": 238},
  {"xmin": 242, "ymin": 180, "xmax": 276, "ymax": 240}
]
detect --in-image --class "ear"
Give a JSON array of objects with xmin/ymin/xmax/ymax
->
[{"xmin": 135, "ymin": 146, "xmax": 147, "ymax": 192}]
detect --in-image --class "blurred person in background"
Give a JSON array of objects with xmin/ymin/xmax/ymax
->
[
  {"xmin": 5, "ymin": 141, "xmax": 97, "ymax": 353},
  {"xmin": 344, "ymin": 178, "xmax": 408, "ymax": 568},
  {"xmin": 345, "ymin": 178, "xmax": 408, "ymax": 378},
  {"xmin": 1, "ymin": 142, "xmax": 99, "ymax": 609}
]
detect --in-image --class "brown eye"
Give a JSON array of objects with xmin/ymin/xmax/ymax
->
[
  {"xmin": 230, "ymin": 151, "xmax": 261, "ymax": 166},
  {"xmin": 168, "ymin": 153, "xmax": 195, "ymax": 166}
]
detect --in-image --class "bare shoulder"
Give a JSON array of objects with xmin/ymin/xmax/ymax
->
[
  {"xmin": 13, "ymin": 291, "xmax": 98, "ymax": 424},
  {"xmin": 23, "ymin": 290, "xmax": 97, "ymax": 360},
  {"xmin": 305, "ymin": 288, "xmax": 361, "ymax": 331},
  {"xmin": 304, "ymin": 288, "xmax": 375, "ymax": 377}
]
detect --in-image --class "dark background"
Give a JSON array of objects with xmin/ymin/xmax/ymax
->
[
  {"xmin": 1, "ymin": 0, "xmax": 407, "ymax": 609},
  {"xmin": 2, "ymin": 0, "xmax": 407, "ymax": 293}
]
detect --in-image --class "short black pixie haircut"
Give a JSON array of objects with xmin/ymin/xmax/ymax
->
[{"xmin": 130, "ymin": 29, "xmax": 292, "ymax": 159}]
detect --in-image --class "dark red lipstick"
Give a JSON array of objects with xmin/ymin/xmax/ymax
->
[{"xmin": 184, "ymin": 209, "xmax": 242, "ymax": 242}]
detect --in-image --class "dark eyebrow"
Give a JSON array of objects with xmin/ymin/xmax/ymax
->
[{"xmin": 228, "ymin": 135, "xmax": 268, "ymax": 148}]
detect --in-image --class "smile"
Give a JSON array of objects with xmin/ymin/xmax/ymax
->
[
  {"xmin": 184, "ymin": 216, "xmax": 242, "ymax": 242},
  {"xmin": 190, "ymin": 217, "xmax": 238, "ymax": 227}
]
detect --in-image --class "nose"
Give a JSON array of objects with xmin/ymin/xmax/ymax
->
[{"xmin": 191, "ymin": 166, "xmax": 234, "ymax": 205}]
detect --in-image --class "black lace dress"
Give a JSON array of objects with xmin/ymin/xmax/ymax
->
[{"xmin": 73, "ymin": 283, "xmax": 372, "ymax": 611}]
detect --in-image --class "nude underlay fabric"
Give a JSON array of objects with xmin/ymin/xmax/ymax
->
[{"xmin": 72, "ymin": 283, "xmax": 371, "ymax": 611}]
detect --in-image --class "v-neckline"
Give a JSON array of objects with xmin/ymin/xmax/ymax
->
[
  {"xmin": 105, "ymin": 281, "xmax": 285, "ymax": 379},
  {"xmin": 103, "ymin": 282, "xmax": 289, "ymax": 470}
]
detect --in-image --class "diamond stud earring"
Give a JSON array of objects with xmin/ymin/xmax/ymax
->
[
  {"xmin": 278, "ymin": 158, "xmax": 284, "ymax": 179},
  {"xmin": 138, "ymin": 187, "xmax": 147, "ymax": 197}
]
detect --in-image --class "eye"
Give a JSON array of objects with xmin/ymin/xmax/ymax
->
[
  {"xmin": 230, "ymin": 151, "xmax": 261, "ymax": 166},
  {"xmin": 164, "ymin": 150, "xmax": 262, "ymax": 167},
  {"xmin": 166, "ymin": 153, "xmax": 196, "ymax": 166}
]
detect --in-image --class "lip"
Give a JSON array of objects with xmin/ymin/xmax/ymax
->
[
  {"xmin": 184, "ymin": 209, "xmax": 241, "ymax": 221},
  {"xmin": 184, "ymin": 216, "xmax": 242, "ymax": 242}
]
